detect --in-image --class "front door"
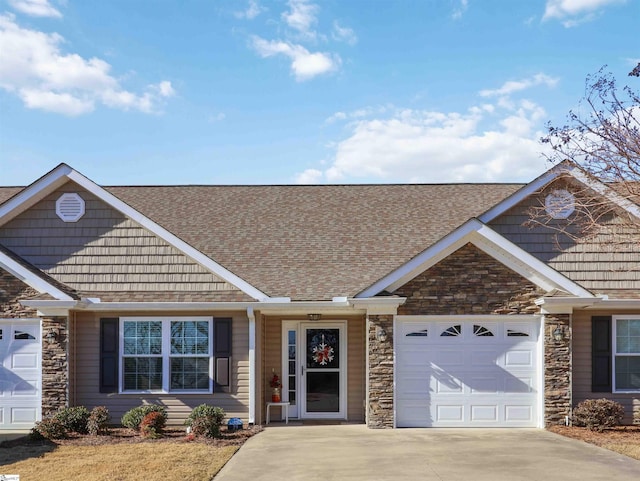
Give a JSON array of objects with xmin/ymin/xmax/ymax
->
[{"xmin": 282, "ymin": 322, "xmax": 346, "ymax": 419}]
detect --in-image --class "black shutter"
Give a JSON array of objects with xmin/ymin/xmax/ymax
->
[
  {"xmin": 214, "ymin": 318, "xmax": 232, "ymax": 387},
  {"xmin": 592, "ymin": 316, "xmax": 612, "ymax": 392},
  {"xmin": 215, "ymin": 318, "xmax": 232, "ymax": 357},
  {"xmin": 99, "ymin": 318, "xmax": 119, "ymax": 393}
]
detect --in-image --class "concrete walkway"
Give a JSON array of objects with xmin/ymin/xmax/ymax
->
[{"xmin": 215, "ymin": 425, "xmax": 640, "ymax": 481}]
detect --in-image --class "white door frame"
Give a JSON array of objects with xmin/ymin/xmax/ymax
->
[{"xmin": 281, "ymin": 321, "xmax": 347, "ymax": 419}]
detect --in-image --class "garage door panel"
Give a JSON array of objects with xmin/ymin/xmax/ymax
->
[
  {"xmin": 470, "ymin": 405, "xmax": 498, "ymax": 422},
  {"xmin": 436, "ymin": 404, "xmax": 464, "ymax": 422},
  {"xmin": 396, "ymin": 318, "xmax": 540, "ymax": 428},
  {"xmin": 504, "ymin": 405, "xmax": 534, "ymax": 422}
]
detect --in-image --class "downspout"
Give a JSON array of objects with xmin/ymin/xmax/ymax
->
[{"xmin": 247, "ymin": 307, "xmax": 256, "ymax": 425}]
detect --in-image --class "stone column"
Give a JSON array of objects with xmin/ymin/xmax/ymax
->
[
  {"xmin": 41, "ymin": 316, "xmax": 68, "ymax": 417},
  {"xmin": 544, "ymin": 313, "xmax": 571, "ymax": 426},
  {"xmin": 367, "ymin": 314, "xmax": 394, "ymax": 428}
]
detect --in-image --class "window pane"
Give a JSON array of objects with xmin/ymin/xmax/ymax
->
[
  {"xmin": 124, "ymin": 321, "xmax": 161, "ymax": 355},
  {"xmin": 170, "ymin": 356, "xmax": 209, "ymax": 390},
  {"xmin": 617, "ymin": 319, "xmax": 640, "ymax": 354},
  {"xmin": 615, "ymin": 356, "xmax": 640, "ymax": 390},
  {"xmin": 123, "ymin": 357, "xmax": 163, "ymax": 391},
  {"xmin": 171, "ymin": 321, "xmax": 209, "ymax": 355}
]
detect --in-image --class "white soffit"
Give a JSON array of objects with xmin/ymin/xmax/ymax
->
[
  {"xmin": 0, "ymin": 164, "xmax": 269, "ymax": 301},
  {"xmin": 357, "ymin": 219, "xmax": 594, "ymax": 299},
  {"xmin": 0, "ymin": 251, "xmax": 73, "ymax": 301}
]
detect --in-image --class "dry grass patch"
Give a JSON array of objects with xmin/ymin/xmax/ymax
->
[
  {"xmin": 1, "ymin": 426, "xmax": 261, "ymax": 481},
  {"xmin": 549, "ymin": 425, "xmax": 640, "ymax": 461},
  {"xmin": 1, "ymin": 443, "xmax": 238, "ymax": 481}
]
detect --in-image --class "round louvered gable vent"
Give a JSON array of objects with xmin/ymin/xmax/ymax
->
[{"xmin": 56, "ymin": 193, "xmax": 85, "ymax": 222}]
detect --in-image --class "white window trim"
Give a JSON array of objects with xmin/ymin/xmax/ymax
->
[
  {"xmin": 119, "ymin": 316, "xmax": 213, "ymax": 394},
  {"xmin": 613, "ymin": 315, "xmax": 640, "ymax": 393}
]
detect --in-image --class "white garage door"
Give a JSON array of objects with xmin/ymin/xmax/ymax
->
[
  {"xmin": 396, "ymin": 318, "xmax": 541, "ymax": 427},
  {"xmin": 0, "ymin": 320, "xmax": 41, "ymax": 430}
]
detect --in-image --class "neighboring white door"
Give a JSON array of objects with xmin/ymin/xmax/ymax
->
[
  {"xmin": 396, "ymin": 317, "xmax": 541, "ymax": 428},
  {"xmin": 282, "ymin": 322, "xmax": 347, "ymax": 419},
  {"xmin": 0, "ymin": 320, "xmax": 42, "ymax": 430}
]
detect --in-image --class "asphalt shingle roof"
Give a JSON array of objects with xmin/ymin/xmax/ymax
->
[{"xmin": 102, "ymin": 183, "xmax": 523, "ymax": 300}]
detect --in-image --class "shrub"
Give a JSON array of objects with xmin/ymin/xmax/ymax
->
[
  {"xmin": 140, "ymin": 411, "xmax": 166, "ymax": 439},
  {"xmin": 54, "ymin": 406, "xmax": 90, "ymax": 434},
  {"xmin": 33, "ymin": 418, "xmax": 67, "ymax": 439},
  {"xmin": 185, "ymin": 404, "xmax": 225, "ymax": 428},
  {"xmin": 190, "ymin": 415, "xmax": 222, "ymax": 438},
  {"xmin": 573, "ymin": 398, "xmax": 624, "ymax": 431},
  {"xmin": 185, "ymin": 404, "xmax": 225, "ymax": 438},
  {"xmin": 87, "ymin": 406, "xmax": 111, "ymax": 435},
  {"xmin": 121, "ymin": 404, "xmax": 167, "ymax": 430}
]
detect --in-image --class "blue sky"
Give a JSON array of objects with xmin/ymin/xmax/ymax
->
[{"xmin": 0, "ymin": 0, "xmax": 638, "ymax": 186}]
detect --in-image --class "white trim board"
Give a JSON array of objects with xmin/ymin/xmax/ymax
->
[
  {"xmin": 357, "ymin": 218, "xmax": 594, "ymax": 299},
  {"xmin": 0, "ymin": 164, "xmax": 269, "ymax": 301},
  {"xmin": 0, "ymin": 250, "xmax": 73, "ymax": 301}
]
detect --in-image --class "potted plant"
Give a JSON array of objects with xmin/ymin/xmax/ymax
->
[{"xmin": 269, "ymin": 370, "xmax": 282, "ymax": 402}]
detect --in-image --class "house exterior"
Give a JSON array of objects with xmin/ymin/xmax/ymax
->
[{"xmin": 1, "ymin": 163, "xmax": 638, "ymax": 430}]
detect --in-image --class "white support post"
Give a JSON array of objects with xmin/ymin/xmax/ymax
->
[{"xmin": 247, "ymin": 307, "xmax": 256, "ymax": 425}]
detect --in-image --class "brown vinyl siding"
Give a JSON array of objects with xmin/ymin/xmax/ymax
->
[
  {"xmin": 572, "ymin": 309, "xmax": 640, "ymax": 423},
  {"xmin": 0, "ymin": 182, "xmax": 241, "ymax": 296},
  {"xmin": 489, "ymin": 188, "xmax": 640, "ymax": 297},
  {"xmin": 261, "ymin": 315, "xmax": 365, "ymax": 423},
  {"xmin": 70, "ymin": 310, "xmax": 250, "ymax": 425}
]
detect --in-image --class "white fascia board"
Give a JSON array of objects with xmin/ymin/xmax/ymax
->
[
  {"xmin": 1, "ymin": 254, "xmax": 73, "ymax": 301},
  {"xmin": 70, "ymin": 301, "xmax": 259, "ymax": 311},
  {"xmin": 471, "ymin": 223, "xmax": 594, "ymax": 298},
  {"xmin": 19, "ymin": 300, "xmax": 78, "ymax": 317},
  {"xmin": 357, "ymin": 218, "xmax": 594, "ymax": 299},
  {"xmin": 63, "ymin": 170, "xmax": 270, "ymax": 301},
  {"xmin": 0, "ymin": 164, "xmax": 73, "ymax": 225},
  {"xmin": 479, "ymin": 168, "xmax": 561, "ymax": 223},
  {"xmin": 349, "ymin": 297, "xmax": 406, "ymax": 315},
  {"xmin": 537, "ymin": 296, "xmax": 640, "ymax": 313}
]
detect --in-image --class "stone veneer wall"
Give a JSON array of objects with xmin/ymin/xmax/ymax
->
[
  {"xmin": 41, "ymin": 316, "xmax": 69, "ymax": 416},
  {"xmin": 367, "ymin": 314, "xmax": 394, "ymax": 428},
  {"xmin": 395, "ymin": 243, "xmax": 544, "ymax": 315},
  {"xmin": 544, "ymin": 313, "xmax": 571, "ymax": 426},
  {"xmin": 1, "ymin": 268, "xmax": 69, "ymax": 417}
]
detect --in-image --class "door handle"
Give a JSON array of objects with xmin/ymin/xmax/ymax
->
[{"xmin": 301, "ymin": 365, "xmax": 304, "ymax": 375}]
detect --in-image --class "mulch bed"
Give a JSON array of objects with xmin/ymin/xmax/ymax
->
[
  {"xmin": 0, "ymin": 426, "xmax": 262, "ymax": 449},
  {"xmin": 548, "ymin": 424, "xmax": 640, "ymax": 446}
]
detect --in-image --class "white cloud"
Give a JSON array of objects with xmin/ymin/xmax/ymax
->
[
  {"xmin": 251, "ymin": 36, "xmax": 339, "ymax": 81},
  {"xmin": 479, "ymin": 73, "xmax": 559, "ymax": 97},
  {"xmin": 0, "ymin": 14, "xmax": 175, "ymax": 116},
  {"xmin": 543, "ymin": 0, "xmax": 626, "ymax": 27},
  {"xmin": 452, "ymin": 0, "xmax": 469, "ymax": 20},
  {"xmin": 332, "ymin": 21, "xmax": 357, "ymax": 45},
  {"xmin": 282, "ymin": 0, "xmax": 319, "ymax": 39},
  {"xmin": 208, "ymin": 112, "xmax": 226, "ymax": 122},
  {"xmin": 295, "ymin": 168, "xmax": 323, "ymax": 184},
  {"xmin": 299, "ymin": 78, "xmax": 557, "ymax": 184},
  {"xmin": 8, "ymin": 0, "xmax": 61, "ymax": 18},
  {"xmin": 235, "ymin": 0, "xmax": 264, "ymax": 20}
]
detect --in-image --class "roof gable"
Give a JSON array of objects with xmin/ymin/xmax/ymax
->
[
  {"xmin": 357, "ymin": 218, "xmax": 594, "ymax": 299},
  {"xmin": 0, "ymin": 164, "xmax": 268, "ymax": 301}
]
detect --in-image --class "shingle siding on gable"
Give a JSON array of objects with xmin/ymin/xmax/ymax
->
[
  {"xmin": 0, "ymin": 182, "xmax": 243, "ymax": 298},
  {"xmin": 489, "ymin": 188, "xmax": 640, "ymax": 298},
  {"xmin": 393, "ymin": 243, "xmax": 543, "ymax": 315}
]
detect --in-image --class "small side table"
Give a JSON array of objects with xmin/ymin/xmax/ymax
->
[{"xmin": 266, "ymin": 402, "xmax": 290, "ymax": 424}]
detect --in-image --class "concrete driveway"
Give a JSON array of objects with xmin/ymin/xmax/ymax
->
[{"xmin": 215, "ymin": 425, "xmax": 640, "ymax": 481}]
